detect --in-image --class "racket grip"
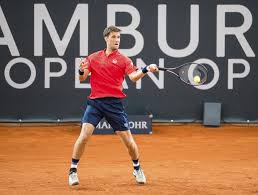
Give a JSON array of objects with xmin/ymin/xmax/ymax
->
[{"xmin": 158, "ymin": 67, "xmax": 167, "ymax": 71}]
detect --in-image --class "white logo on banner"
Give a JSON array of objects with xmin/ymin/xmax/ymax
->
[{"xmin": 0, "ymin": 4, "xmax": 255, "ymax": 90}]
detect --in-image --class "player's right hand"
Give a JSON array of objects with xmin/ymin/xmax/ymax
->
[{"xmin": 147, "ymin": 64, "xmax": 159, "ymax": 72}]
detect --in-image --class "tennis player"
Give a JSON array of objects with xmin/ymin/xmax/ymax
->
[{"xmin": 69, "ymin": 25, "xmax": 158, "ymax": 186}]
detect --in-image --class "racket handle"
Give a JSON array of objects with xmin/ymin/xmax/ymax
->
[{"xmin": 158, "ymin": 67, "xmax": 167, "ymax": 71}]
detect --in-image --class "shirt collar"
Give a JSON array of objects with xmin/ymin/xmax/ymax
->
[{"xmin": 103, "ymin": 49, "xmax": 119, "ymax": 57}]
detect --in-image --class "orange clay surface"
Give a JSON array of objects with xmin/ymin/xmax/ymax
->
[{"xmin": 0, "ymin": 124, "xmax": 258, "ymax": 195}]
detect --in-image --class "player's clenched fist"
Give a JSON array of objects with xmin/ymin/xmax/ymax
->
[{"xmin": 147, "ymin": 64, "xmax": 159, "ymax": 73}]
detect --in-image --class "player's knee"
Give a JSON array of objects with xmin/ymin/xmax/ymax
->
[
  {"xmin": 79, "ymin": 134, "xmax": 88, "ymax": 143},
  {"xmin": 127, "ymin": 140, "xmax": 137, "ymax": 150},
  {"xmin": 79, "ymin": 129, "xmax": 92, "ymax": 142}
]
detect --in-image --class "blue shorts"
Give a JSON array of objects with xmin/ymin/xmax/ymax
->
[{"xmin": 82, "ymin": 97, "xmax": 129, "ymax": 131}]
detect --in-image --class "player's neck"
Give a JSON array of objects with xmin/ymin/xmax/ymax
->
[{"xmin": 105, "ymin": 48, "xmax": 117, "ymax": 56}]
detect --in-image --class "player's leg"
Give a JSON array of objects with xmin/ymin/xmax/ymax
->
[
  {"xmin": 69, "ymin": 123, "xmax": 94, "ymax": 186},
  {"xmin": 116, "ymin": 130, "xmax": 146, "ymax": 184},
  {"xmin": 102, "ymin": 97, "xmax": 146, "ymax": 184},
  {"xmin": 116, "ymin": 130, "xmax": 139, "ymax": 160},
  {"xmin": 72, "ymin": 122, "xmax": 95, "ymax": 162},
  {"xmin": 69, "ymin": 102, "xmax": 103, "ymax": 186}
]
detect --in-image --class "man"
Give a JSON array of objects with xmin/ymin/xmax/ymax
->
[{"xmin": 69, "ymin": 25, "xmax": 158, "ymax": 186}]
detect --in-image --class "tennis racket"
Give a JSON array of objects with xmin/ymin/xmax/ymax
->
[{"xmin": 158, "ymin": 62, "xmax": 208, "ymax": 86}]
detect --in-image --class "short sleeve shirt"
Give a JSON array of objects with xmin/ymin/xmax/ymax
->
[{"xmin": 84, "ymin": 49, "xmax": 137, "ymax": 99}]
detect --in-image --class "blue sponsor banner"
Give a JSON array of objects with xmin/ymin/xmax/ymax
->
[{"xmin": 94, "ymin": 115, "xmax": 152, "ymax": 134}]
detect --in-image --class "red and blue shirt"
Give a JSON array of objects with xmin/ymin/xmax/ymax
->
[{"xmin": 84, "ymin": 49, "xmax": 137, "ymax": 99}]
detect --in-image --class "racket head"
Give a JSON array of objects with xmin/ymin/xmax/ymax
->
[{"xmin": 176, "ymin": 62, "xmax": 208, "ymax": 86}]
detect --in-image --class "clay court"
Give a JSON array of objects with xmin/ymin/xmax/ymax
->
[{"xmin": 1, "ymin": 124, "xmax": 258, "ymax": 194}]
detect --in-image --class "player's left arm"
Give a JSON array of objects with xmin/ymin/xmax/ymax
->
[
  {"xmin": 78, "ymin": 58, "xmax": 91, "ymax": 81},
  {"xmin": 129, "ymin": 64, "xmax": 158, "ymax": 82}
]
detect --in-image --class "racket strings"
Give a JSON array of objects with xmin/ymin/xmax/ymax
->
[{"xmin": 178, "ymin": 63, "xmax": 207, "ymax": 85}]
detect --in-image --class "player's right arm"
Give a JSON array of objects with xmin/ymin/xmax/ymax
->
[
  {"xmin": 129, "ymin": 64, "xmax": 158, "ymax": 82},
  {"xmin": 79, "ymin": 59, "xmax": 90, "ymax": 81}
]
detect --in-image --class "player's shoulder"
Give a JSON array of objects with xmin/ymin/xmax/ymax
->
[
  {"xmin": 117, "ymin": 51, "xmax": 132, "ymax": 62},
  {"xmin": 88, "ymin": 50, "xmax": 103, "ymax": 59}
]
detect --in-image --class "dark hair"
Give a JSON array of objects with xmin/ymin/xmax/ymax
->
[{"xmin": 103, "ymin": 26, "xmax": 121, "ymax": 37}]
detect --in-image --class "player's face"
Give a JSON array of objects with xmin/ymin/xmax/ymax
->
[{"xmin": 105, "ymin": 32, "xmax": 120, "ymax": 51}]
